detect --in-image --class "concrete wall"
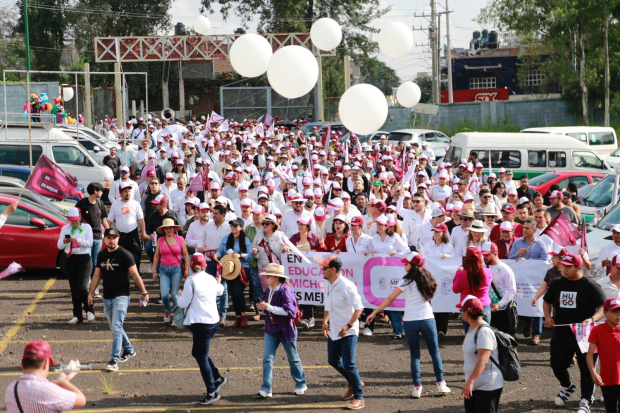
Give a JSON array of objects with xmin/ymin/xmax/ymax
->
[{"xmin": 0, "ymin": 82, "xmax": 60, "ymax": 123}]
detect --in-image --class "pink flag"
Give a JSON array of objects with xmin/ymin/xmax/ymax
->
[
  {"xmin": 266, "ymin": 122, "xmax": 275, "ymax": 137},
  {"xmin": 255, "ymin": 123, "xmax": 265, "ymax": 138},
  {"xmin": 542, "ymin": 212, "xmax": 582, "ymax": 246},
  {"xmin": 265, "ymin": 113, "xmax": 274, "ymax": 127},
  {"xmin": 139, "ymin": 159, "xmax": 156, "ymax": 184},
  {"xmin": 0, "ymin": 262, "xmax": 24, "ymax": 280},
  {"xmin": 25, "ymin": 154, "xmax": 78, "ymax": 200},
  {"xmin": 187, "ymin": 170, "xmax": 207, "ymax": 192}
]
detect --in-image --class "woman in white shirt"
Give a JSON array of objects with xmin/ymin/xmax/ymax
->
[
  {"xmin": 455, "ymin": 220, "xmax": 487, "ymax": 258},
  {"xmin": 57, "ymin": 207, "xmax": 94, "ymax": 325},
  {"xmin": 366, "ymin": 252, "xmax": 451, "ymax": 398},
  {"xmin": 177, "ymin": 253, "xmax": 226, "ymax": 406},
  {"xmin": 423, "ymin": 223, "xmax": 454, "ymax": 258},
  {"xmin": 251, "ymin": 214, "xmax": 292, "ymax": 271}
]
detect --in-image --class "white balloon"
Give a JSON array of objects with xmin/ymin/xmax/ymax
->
[
  {"xmin": 229, "ymin": 34, "xmax": 273, "ymax": 78},
  {"xmin": 194, "ymin": 16, "xmax": 211, "ymax": 35},
  {"xmin": 61, "ymin": 87, "xmax": 74, "ymax": 102},
  {"xmin": 396, "ymin": 81, "xmax": 421, "ymax": 108},
  {"xmin": 310, "ymin": 18, "xmax": 342, "ymax": 51},
  {"xmin": 267, "ymin": 46, "xmax": 319, "ymax": 99},
  {"xmin": 338, "ymin": 84, "xmax": 388, "ymax": 135},
  {"xmin": 378, "ymin": 22, "xmax": 413, "ymax": 60}
]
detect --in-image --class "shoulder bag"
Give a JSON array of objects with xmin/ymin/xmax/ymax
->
[
  {"xmin": 491, "ymin": 281, "xmax": 518, "ymax": 331},
  {"xmin": 173, "ymin": 277, "xmax": 195, "ymax": 330}
]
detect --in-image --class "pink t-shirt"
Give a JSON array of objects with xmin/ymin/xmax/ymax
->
[
  {"xmin": 158, "ymin": 234, "xmax": 184, "ymax": 266},
  {"xmin": 452, "ymin": 268, "xmax": 493, "ymax": 306}
]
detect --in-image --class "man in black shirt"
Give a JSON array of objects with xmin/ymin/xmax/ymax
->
[
  {"xmin": 88, "ymin": 228, "xmax": 148, "ymax": 372},
  {"xmin": 543, "ymin": 253, "xmax": 606, "ymax": 412},
  {"xmin": 516, "ymin": 175, "xmax": 536, "ymax": 201},
  {"xmin": 76, "ymin": 182, "xmax": 109, "ymax": 298}
]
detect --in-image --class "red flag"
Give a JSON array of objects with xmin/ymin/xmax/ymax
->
[
  {"xmin": 541, "ymin": 212, "xmax": 581, "ymax": 246},
  {"xmin": 25, "ymin": 154, "xmax": 78, "ymax": 200}
]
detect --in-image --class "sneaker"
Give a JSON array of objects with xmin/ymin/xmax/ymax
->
[
  {"xmin": 93, "ymin": 286, "xmax": 101, "ymax": 298},
  {"xmin": 106, "ymin": 360, "xmax": 119, "ymax": 371},
  {"xmin": 393, "ymin": 334, "xmax": 402, "ymax": 339},
  {"xmin": 87, "ymin": 312, "xmax": 95, "ymax": 322},
  {"xmin": 344, "ymin": 398, "xmax": 365, "ymax": 410},
  {"xmin": 214, "ymin": 376, "xmax": 228, "ymax": 393},
  {"xmin": 293, "ymin": 385, "xmax": 307, "ymax": 395},
  {"xmin": 256, "ymin": 390, "xmax": 272, "ymax": 398},
  {"xmin": 164, "ymin": 311, "xmax": 171, "ymax": 323},
  {"xmin": 67, "ymin": 317, "xmax": 80, "ymax": 325},
  {"xmin": 436, "ymin": 381, "xmax": 451, "ymax": 394},
  {"xmin": 299, "ymin": 319, "xmax": 310, "ymax": 330},
  {"xmin": 199, "ymin": 393, "xmax": 221, "ymax": 405},
  {"xmin": 363, "ymin": 328, "xmax": 373, "ymax": 336},
  {"xmin": 555, "ymin": 383, "xmax": 576, "ymax": 406},
  {"xmin": 308, "ymin": 319, "xmax": 315, "ymax": 328},
  {"xmin": 359, "ymin": 320, "xmax": 365, "ymax": 329},
  {"xmin": 531, "ymin": 336, "xmax": 540, "ymax": 346},
  {"xmin": 412, "ymin": 385, "xmax": 422, "ymax": 398},
  {"xmin": 576, "ymin": 398, "xmax": 591, "ymax": 413},
  {"xmin": 119, "ymin": 349, "xmax": 136, "ymax": 363}
]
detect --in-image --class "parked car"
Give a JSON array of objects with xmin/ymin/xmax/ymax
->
[
  {"xmin": 604, "ymin": 147, "xmax": 620, "ymax": 169},
  {"xmin": 0, "ymin": 176, "xmax": 77, "ymax": 211},
  {"xmin": 0, "ymin": 165, "xmax": 30, "ymax": 182},
  {"xmin": 0, "ymin": 194, "xmax": 67, "ymax": 270},
  {"xmin": 576, "ymin": 172, "xmax": 620, "ymax": 223},
  {"xmin": 528, "ymin": 171, "xmax": 607, "ymax": 196},
  {"xmin": 585, "ymin": 199, "xmax": 620, "ymax": 278},
  {"xmin": 386, "ymin": 129, "xmax": 451, "ymax": 162},
  {"xmin": 0, "ymin": 187, "xmax": 71, "ymax": 216}
]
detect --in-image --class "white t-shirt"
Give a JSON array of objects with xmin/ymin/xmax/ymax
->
[
  {"xmin": 396, "ymin": 278, "xmax": 434, "ymax": 321},
  {"xmin": 462, "ymin": 323, "xmax": 504, "ymax": 391},
  {"xmin": 108, "ymin": 199, "xmax": 144, "ymax": 233},
  {"xmin": 324, "ymin": 275, "xmax": 364, "ymax": 341}
]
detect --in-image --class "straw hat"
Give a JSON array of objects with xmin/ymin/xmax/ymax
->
[
  {"xmin": 156, "ymin": 218, "xmax": 181, "ymax": 234},
  {"xmin": 263, "ymin": 263, "xmax": 289, "ymax": 279},
  {"xmin": 469, "ymin": 220, "xmax": 486, "ymax": 233},
  {"xmin": 220, "ymin": 255, "xmax": 242, "ymax": 281}
]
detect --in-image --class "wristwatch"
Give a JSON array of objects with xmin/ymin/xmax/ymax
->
[
  {"xmin": 346, "ymin": 323, "xmax": 352, "ymax": 329},
  {"xmin": 141, "ymin": 292, "xmax": 149, "ymax": 296}
]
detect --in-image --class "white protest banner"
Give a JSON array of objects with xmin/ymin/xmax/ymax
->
[{"xmin": 283, "ymin": 252, "xmax": 550, "ymax": 315}]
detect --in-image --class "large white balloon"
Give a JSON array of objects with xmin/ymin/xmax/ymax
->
[
  {"xmin": 61, "ymin": 86, "xmax": 74, "ymax": 102},
  {"xmin": 338, "ymin": 84, "xmax": 388, "ymax": 135},
  {"xmin": 230, "ymin": 34, "xmax": 273, "ymax": 78},
  {"xmin": 310, "ymin": 18, "xmax": 342, "ymax": 51},
  {"xmin": 267, "ymin": 46, "xmax": 319, "ymax": 99},
  {"xmin": 378, "ymin": 22, "xmax": 413, "ymax": 60},
  {"xmin": 396, "ymin": 81, "xmax": 421, "ymax": 108},
  {"xmin": 194, "ymin": 16, "xmax": 211, "ymax": 35}
]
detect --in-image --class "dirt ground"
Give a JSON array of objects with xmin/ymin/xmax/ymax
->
[{"xmin": 0, "ymin": 264, "xmax": 609, "ymax": 412}]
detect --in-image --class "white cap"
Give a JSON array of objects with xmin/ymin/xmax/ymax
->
[
  {"xmin": 210, "ymin": 182, "xmax": 221, "ymax": 190},
  {"xmin": 500, "ymin": 221, "xmax": 513, "ymax": 231},
  {"xmin": 519, "ymin": 196, "xmax": 530, "ymax": 204},
  {"xmin": 507, "ymin": 188, "xmax": 518, "ymax": 196}
]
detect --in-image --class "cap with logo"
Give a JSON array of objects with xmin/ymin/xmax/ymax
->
[
  {"xmin": 559, "ymin": 253, "xmax": 583, "ymax": 267},
  {"xmin": 604, "ymin": 298, "xmax": 620, "ymax": 311},
  {"xmin": 317, "ymin": 255, "xmax": 342, "ymax": 270},
  {"xmin": 104, "ymin": 228, "xmax": 120, "ymax": 238}
]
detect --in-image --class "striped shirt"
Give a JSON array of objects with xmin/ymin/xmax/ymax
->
[{"xmin": 5, "ymin": 374, "xmax": 76, "ymax": 413}]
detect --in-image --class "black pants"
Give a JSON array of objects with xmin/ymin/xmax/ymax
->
[
  {"xmin": 434, "ymin": 313, "xmax": 450, "ymax": 334},
  {"xmin": 464, "ymin": 387, "xmax": 503, "ymax": 413},
  {"xmin": 189, "ymin": 323, "xmax": 222, "ymax": 394},
  {"xmin": 550, "ymin": 326, "xmax": 597, "ymax": 401},
  {"xmin": 300, "ymin": 305, "xmax": 314, "ymax": 320},
  {"xmin": 64, "ymin": 253, "xmax": 93, "ymax": 321},
  {"xmin": 602, "ymin": 385, "xmax": 620, "ymax": 413},
  {"xmin": 227, "ymin": 277, "xmax": 246, "ymax": 316},
  {"xmin": 361, "ymin": 308, "xmax": 375, "ymax": 331},
  {"xmin": 491, "ymin": 308, "xmax": 516, "ymax": 335}
]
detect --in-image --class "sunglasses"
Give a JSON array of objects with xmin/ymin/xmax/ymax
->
[
  {"xmin": 149, "ymin": 182, "xmax": 159, "ymax": 185},
  {"xmin": 461, "ymin": 217, "xmax": 473, "ymax": 221},
  {"xmin": 459, "ymin": 183, "xmax": 467, "ymax": 186},
  {"xmin": 230, "ymin": 224, "xmax": 241, "ymax": 228},
  {"xmin": 261, "ymin": 222, "xmax": 273, "ymax": 226},
  {"xmin": 412, "ymin": 200, "xmax": 422, "ymax": 204},
  {"xmin": 120, "ymin": 171, "xmax": 128, "ymax": 174},
  {"xmin": 483, "ymin": 196, "xmax": 491, "ymax": 199}
]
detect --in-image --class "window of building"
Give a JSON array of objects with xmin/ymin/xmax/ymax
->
[
  {"xmin": 469, "ymin": 77, "xmax": 496, "ymax": 90},
  {"xmin": 524, "ymin": 70, "xmax": 545, "ymax": 87},
  {"xmin": 188, "ymin": 93, "xmax": 200, "ymax": 106}
]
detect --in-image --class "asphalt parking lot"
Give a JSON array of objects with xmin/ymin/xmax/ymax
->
[{"xmin": 0, "ymin": 264, "xmax": 610, "ymax": 412}]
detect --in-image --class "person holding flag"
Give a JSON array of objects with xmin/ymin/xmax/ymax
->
[{"xmin": 0, "ymin": 201, "xmax": 18, "ymax": 230}]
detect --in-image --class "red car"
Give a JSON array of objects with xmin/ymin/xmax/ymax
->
[
  {"xmin": 0, "ymin": 194, "xmax": 68, "ymax": 270},
  {"xmin": 529, "ymin": 172, "xmax": 608, "ymax": 195}
]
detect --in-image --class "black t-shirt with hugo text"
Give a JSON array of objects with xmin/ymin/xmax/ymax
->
[
  {"xmin": 75, "ymin": 198, "xmax": 108, "ymax": 240},
  {"xmin": 96, "ymin": 247, "xmax": 135, "ymax": 299},
  {"xmin": 543, "ymin": 276, "xmax": 606, "ymax": 325}
]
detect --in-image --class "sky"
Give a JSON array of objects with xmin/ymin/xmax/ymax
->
[{"xmin": 168, "ymin": 0, "xmax": 493, "ymax": 82}]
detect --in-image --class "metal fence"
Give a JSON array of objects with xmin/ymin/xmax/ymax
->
[{"xmin": 220, "ymin": 86, "xmax": 315, "ymax": 122}]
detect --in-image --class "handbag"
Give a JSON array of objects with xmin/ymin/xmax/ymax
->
[
  {"xmin": 173, "ymin": 277, "xmax": 195, "ymax": 330},
  {"xmin": 164, "ymin": 235, "xmax": 186, "ymax": 274},
  {"xmin": 491, "ymin": 282, "xmax": 518, "ymax": 331}
]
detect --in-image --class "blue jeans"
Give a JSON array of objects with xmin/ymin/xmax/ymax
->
[
  {"xmin": 403, "ymin": 319, "xmax": 445, "ymax": 386},
  {"xmin": 103, "ymin": 295, "xmax": 134, "ymax": 361},
  {"xmin": 327, "ymin": 335, "xmax": 363, "ymax": 400},
  {"xmin": 463, "ymin": 305, "xmax": 492, "ymax": 333},
  {"xmin": 90, "ymin": 239, "xmax": 102, "ymax": 278},
  {"xmin": 188, "ymin": 323, "xmax": 221, "ymax": 394},
  {"xmin": 206, "ymin": 261, "xmax": 227, "ymax": 319},
  {"xmin": 159, "ymin": 264, "xmax": 182, "ymax": 312},
  {"xmin": 262, "ymin": 332, "xmax": 306, "ymax": 393},
  {"xmin": 387, "ymin": 311, "xmax": 403, "ymax": 335},
  {"xmin": 521, "ymin": 316, "xmax": 543, "ymax": 337},
  {"xmin": 248, "ymin": 266, "xmax": 262, "ymax": 312}
]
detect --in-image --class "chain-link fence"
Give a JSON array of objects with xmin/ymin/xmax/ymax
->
[{"xmin": 221, "ymin": 86, "xmax": 315, "ymax": 121}]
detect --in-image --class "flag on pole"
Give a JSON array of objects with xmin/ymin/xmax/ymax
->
[
  {"xmin": 541, "ymin": 212, "xmax": 582, "ymax": 246},
  {"xmin": 255, "ymin": 123, "xmax": 265, "ymax": 138},
  {"xmin": 25, "ymin": 154, "xmax": 78, "ymax": 201},
  {"xmin": 139, "ymin": 159, "xmax": 156, "ymax": 184},
  {"xmin": 266, "ymin": 122, "xmax": 275, "ymax": 137},
  {"xmin": 257, "ymin": 115, "xmax": 264, "ymax": 123},
  {"xmin": 217, "ymin": 120, "xmax": 229, "ymax": 132},
  {"xmin": 211, "ymin": 111, "xmax": 224, "ymax": 122},
  {"xmin": 265, "ymin": 113, "xmax": 274, "ymax": 127},
  {"xmin": 187, "ymin": 170, "xmax": 206, "ymax": 192}
]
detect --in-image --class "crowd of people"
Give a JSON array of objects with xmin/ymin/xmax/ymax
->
[{"xmin": 3, "ymin": 115, "xmax": 620, "ymax": 413}]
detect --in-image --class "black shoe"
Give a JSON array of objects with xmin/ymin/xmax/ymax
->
[
  {"xmin": 215, "ymin": 376, "xmax": 228, "ymax": 393},
  {"xmin": 106, "ymin": 360, "xmax": 119, "ymax": 371},
  {"xmin": 119, "ymin": 349, "xmax": 136, "ymax": 363},
  {"xmin": 199, "ymin": 392, "xmax": 221, "ymax": 405}
]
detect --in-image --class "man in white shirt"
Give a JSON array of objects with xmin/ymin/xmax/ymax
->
[
  {"xmin": 237, "ymin": 199, "xmax": 254, "ymax": 228},
  {"xmin": 107, "ymin": 182, "xmax": 147, "ymax": 267},
  {"xmin": 185, "ymin": 203, "xmax": 210, "ymax": 254},
  {"xmin": 282, "ymin": 193, "xmax": 316, "ymax": 238},
  {"xmin": 156, "ymin": 147, "xmax": 173, "ymax": 174},
  {"xmin": 397, "ymin": 192, "xmax": 431, "ymax": 229},
  {"xmin": 418, "ymin": 208, "xmax": 445, "ymax": 251},
  {"xmin": 482, "ymin": 242, "xmax": 517, "ymax": 337},
  {"xmin": 319, "ymin": 255, "xmax": 365, "ymax": 410},
  {"xmin": 451, "ymin": 210, "xmax": 473, "ymax": 248},
  {"xmin": 169, "ymin": 178, "xmax": 187, "ymax": 207},
  {"xmin": 595, "ymin": 225, "xmax": 620, "ymax": 275},
  {"xmin": 420, "ymin": 141, "xmax": 436, "ymax": 161},
  {"xmin": 428, "ymin": 170, "xmax": 452, "ymax": 205},
  {"xmin": 109, "ymin": 166, "xmax": 140, "ymax": 204},
  {"xmin": 597, "ymin": 255, "xmax": 620, "ymax": 300}
]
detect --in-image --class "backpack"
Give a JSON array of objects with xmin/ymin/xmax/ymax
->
[{"xmin": 474, "ymin": 324, "xmax": 520, "ymax": 381}]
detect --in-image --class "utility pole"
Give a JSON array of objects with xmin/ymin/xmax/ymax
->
[
  {"xmin": 430, "ymin": 0, "xmax": 437, "ymax": 104},
  {"xmin": 604, "ymin": 15, "xmax": 610, "ymax": 127},
  {"xmin": 437, "ymin": 12, "xmax": 441, "ymax": 104},
  {"xmin": 445, "ymin": 0, "xmax": 453, "ymax": 103},
  {"xmin": 24, "ymin": 0, "xmax": 31, "ymax": 79},
  {"xmin": 178, "ymin": 61, "xmax": 185, "ymax": 121}
]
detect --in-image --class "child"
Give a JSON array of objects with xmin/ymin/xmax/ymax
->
[{"xmin": 587, "ymin": 298, "xmax": 620, "ymax": 413}]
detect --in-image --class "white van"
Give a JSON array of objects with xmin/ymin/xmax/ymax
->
[
  {"xmin": 0, "ymin": 123, "xmax": 114, "ymax": 199},
  {"xmin": 445, "ymin": 132, "xmax": 612, "ymax": 178},
  {"xmin": 521, "ymin": 126, "xmax": 618, "ymax": 156}
]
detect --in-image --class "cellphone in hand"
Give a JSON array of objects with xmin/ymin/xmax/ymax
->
[{"xmin": 65, "ymin": 234, "xmax": 71, "ymax": 239}]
